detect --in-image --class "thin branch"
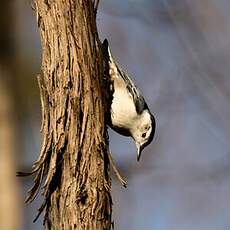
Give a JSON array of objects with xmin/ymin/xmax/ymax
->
[{"xmin": 108, "ymin": 151, "xmax": 127, "ymax": 188}]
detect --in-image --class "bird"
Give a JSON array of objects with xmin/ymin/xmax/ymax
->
[{"xmin": 102, "ymin": 39, "xmax": 156, "ymax": 161}]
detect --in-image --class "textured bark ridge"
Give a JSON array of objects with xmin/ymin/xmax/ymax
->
[{"xmin": 24, "ymin": 0, "xmax": 112, "ymax": 229}]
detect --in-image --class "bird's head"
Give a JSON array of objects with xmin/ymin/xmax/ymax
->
[{"xmin": 132, "ymin": 110, "xmax": 155, "ymax": 161}]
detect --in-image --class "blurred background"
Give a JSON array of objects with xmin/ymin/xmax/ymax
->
[{"xmin": 1, "ymin": 0, "xmax": 230, "ymax": 229}]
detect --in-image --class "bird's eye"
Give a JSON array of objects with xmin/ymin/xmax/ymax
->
[{"xmin": 142, "ymin": 133, "xmax": 146, "ymax": 138}]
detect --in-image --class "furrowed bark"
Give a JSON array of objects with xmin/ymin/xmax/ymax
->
[{"xmin": 26, "ymin": 0, "xmax": 112, "ymax": 229}]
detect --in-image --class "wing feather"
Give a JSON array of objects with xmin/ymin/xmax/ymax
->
[
  {"xmin": 117, "ymin": 67, "xmax": 148, "ymax": 114},
  {"xmin": 102, "ymin": 39, "xmax": 148, "ymax": 114}
]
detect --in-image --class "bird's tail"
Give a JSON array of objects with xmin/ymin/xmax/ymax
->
[{"xmin": 102, "ymin": 39, "xmax": 113, "ymax": 64}]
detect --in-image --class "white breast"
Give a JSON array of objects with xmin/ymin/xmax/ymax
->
[{"xmin": 111, "ymin": 88, "xmax": 137, "ymax": 129}]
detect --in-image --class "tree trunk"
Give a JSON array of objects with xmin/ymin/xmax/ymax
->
[{"xmin": 27, "ymin": 0, "xmax": 112, "ymax": 229}]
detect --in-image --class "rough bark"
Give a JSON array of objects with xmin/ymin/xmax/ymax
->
[{"xmin": 24, "ymin": 0, "xmax": 112, "ymax": 229}]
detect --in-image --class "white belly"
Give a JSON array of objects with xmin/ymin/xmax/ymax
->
[{"xmin": 111, "ymin": 89, "xmax": 136, "ymax": 129}]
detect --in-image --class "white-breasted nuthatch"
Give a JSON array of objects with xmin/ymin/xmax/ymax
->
[{"xmin": 102, "ymin": 39, "xmax": 156, "ymax": 161}]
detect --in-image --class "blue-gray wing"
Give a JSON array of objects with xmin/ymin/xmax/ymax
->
[
  {"xmin": 117, "ymin": 67, "xmax": 148, "ymax": 114},
  {"xmin": 102, "ymin": 39, "xmax": 148, "ymax": 114}
]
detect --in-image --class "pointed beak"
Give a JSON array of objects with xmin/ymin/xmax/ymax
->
[{"xmin": 137, "ymin": 145, "xmax": 143, "ymax": 162}]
